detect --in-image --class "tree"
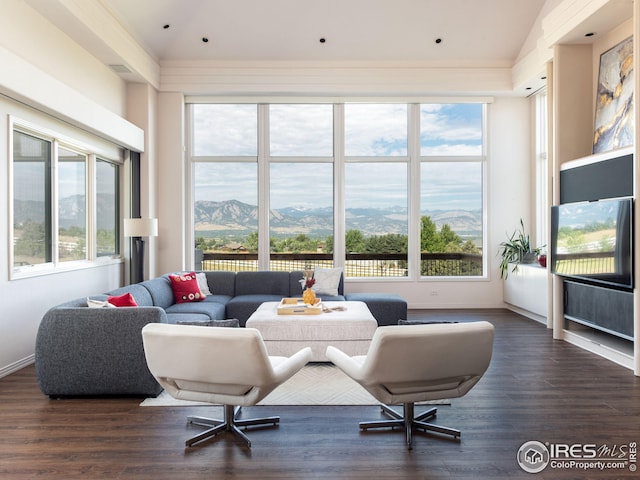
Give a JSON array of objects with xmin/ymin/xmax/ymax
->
[
  {"xmin": 324, "ymin": 235, "xmax": 334, "ymax": 254},
  {"xmin": 420, "ymin": 216, "xmax": 441, "ymax": 251},
  {"xmin": 345, "ymin": 229, "xmax": 366, "ymax": 253},
  {"xmin": 245, "ymin": 231, "xmax": 258, "ymax": 252},
  {"xmin": 364, "ymin": 233, "xmax": 407, "ymax": 253},
  {"xmin": 440, "ymin": 224, "xmax": 462, "ymax": 248}
]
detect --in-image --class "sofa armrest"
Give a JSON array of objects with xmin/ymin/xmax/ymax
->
[{"xmin": 35, "ymin": 306, "xmax": 167, "ymax": 397}]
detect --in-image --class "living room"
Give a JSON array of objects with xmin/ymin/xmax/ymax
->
[{"xmin": 1, "ymin": 0, "xmax": 639, "ymax": 477}]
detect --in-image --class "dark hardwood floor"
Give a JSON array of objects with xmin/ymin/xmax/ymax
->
[{"xmin": 1, "ymin": 309, "xmax": 639, "ymax": 479}]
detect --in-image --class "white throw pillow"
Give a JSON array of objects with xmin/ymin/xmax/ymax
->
[
  {"xmin": 87, "ymin": 297, "xmax": 115, "ymax": 308},
  {"xmin": 196, "ymin": 272, "xmax": 212, "ymax": 296},
  {"xmin": 312, "ymin": 268, "xmax": 342, "ymax": 296}
]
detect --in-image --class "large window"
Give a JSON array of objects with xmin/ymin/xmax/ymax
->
[
  {"xmin": 270, "ymin": 104, "xmax": 333, "ymax": 156},
  {"xmin": 344, "ymin": 104, "xmax": 409, "ymax": 276},
  {"xmin": 190, "ymin": 102, "xmax": 486, "ymax": 278},
  {"xmin": 57, "ymin": 146, "xmax": 87, "ymax": 262},
  {"xmin": 269, "ymin": 105, "xmax": 334, "ymax": 269},
  {"xmin": 11, "ymin": 127, "xmax": 121, "ymax": 276},
  {"xmin": 270, "ymin": 162, "xmax": 334, "ymax": 269},
  {"xmin": 194, "ymin": 162, "xmax": 259, "ymax": 270},
  {"xmin": 13, "ymin": 131, "xmax": 51, "ymax": 267},
  {"xmin": 419, "ymin": 104, "xmax": 484, "ymax": 276},
  {"xmin": 96, "ymin": 159, "xmax": 120, "ymax": 257}
]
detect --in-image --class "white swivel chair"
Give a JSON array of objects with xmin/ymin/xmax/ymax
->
[
  {"xmin": 142, "ymin": 323, "xmax": 312, "ymax": 448},
  {"xmin": 326, "ymin": 321, "xmax": 494, "ymax": 449}
]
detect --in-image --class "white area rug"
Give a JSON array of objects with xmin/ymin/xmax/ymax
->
[{"xmin": 140, "ymin": 363, "xmax": 451, "ymax": 407}]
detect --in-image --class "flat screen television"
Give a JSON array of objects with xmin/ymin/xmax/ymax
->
[{"xmin": 550, "ymin": 197, "xmax": 633, "ymax": 291}]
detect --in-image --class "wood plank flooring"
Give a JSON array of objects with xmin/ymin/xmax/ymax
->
[{"xmin": 1, "ymin": 309, "xmax": 640, "ymax": 479}]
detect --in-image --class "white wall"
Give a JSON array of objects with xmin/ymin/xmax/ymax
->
[
  {"xmin": 0, "ymin": 4, "xmax": 143, "ymax": 376},
  {"xmin": 155, "ymin": 96, "xmax": 532, "ymax": 309},
  {"xmin": 0, "ymin": 0, "xmax": 127, "ymax": 116},
  {"xmin": 156, "ymin": 92, "xmax": 187, "ymax": 275}
]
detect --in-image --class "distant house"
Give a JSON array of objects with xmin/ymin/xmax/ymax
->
[{"xmin": 225, "ymin": 242, "xmax": 246, "ymax": 252}]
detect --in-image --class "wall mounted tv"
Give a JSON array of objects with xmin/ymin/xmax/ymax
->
[{"xmin": 550, "ymin": 197, "xmax": 633, "ymax": 291}]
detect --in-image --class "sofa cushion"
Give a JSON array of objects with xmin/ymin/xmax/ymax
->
[
  {"xmin": 138, "ymin": 277, "xmax": 175, "ymax": 309},
  {"xmin": 235, "ymin": 271, "xmax": 290, "ymax": 296},
  {"xmin": 345, "ymin": 293, "xmax": 407, "ymax": 326},
  {"xmin": 168, "ymin": 272, "xmax": 205, "ymax": 304},
  {"xmin": 165, "ymin": 312, "xmax": 212, "ymax": 325},
  {"xmin": 289, "ymin": 270, "xmax": 306, "ymax": 296},
  {"xmin": 203, "ymin": 294, "xmax": 233, "ymax": 306},
  {"xmin": 176, "ymin": 318, "xmax": 239, "ymax": 328},
  {"xmin": 226, "ymin": 294, "xmax": 285, "ymax": 325},
  {"xmin": 105, "ymin": 284, "xmax": 153, "ymax": 306},
  {"xmin": 165, "ymin": 300, "xmax": 226, "ymax": 320},
  {"xmin": 107, "ymin": 292, "xmax": 138, "ymax": 307},
  {"xmin": 200, "ymin": 271, "xmax": 237, "ymax": 297}
]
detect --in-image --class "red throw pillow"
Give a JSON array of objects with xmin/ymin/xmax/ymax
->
[
  {"xmin": 169, "ymin": 272, "xmax": 205, "ymax": 304},
  {"xmin": 107, "ymin": 292, "xmax": 138, "ymax": 307}
]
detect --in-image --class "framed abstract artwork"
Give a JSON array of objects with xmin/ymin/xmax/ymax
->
[{"xmin": 593, "ymin": 36, "xmax": 634, "ymax": 154}]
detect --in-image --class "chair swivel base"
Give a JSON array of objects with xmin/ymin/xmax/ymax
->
[
  {"xmin": 360, "ymin": 403, "xmax": 460, "ymax": 449},
  {"xmin": 186, "ymin": 404, "xmax": 279, "ymax": 448}
]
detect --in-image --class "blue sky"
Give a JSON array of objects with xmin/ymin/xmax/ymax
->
[{"xmin": 193, "ymin": 103, "xmax": 483, "ymax": 211}]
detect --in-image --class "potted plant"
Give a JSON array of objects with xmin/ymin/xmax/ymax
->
[{"xmin": 498, "ymin": 219, "xmax": 542, "ymax": 279}]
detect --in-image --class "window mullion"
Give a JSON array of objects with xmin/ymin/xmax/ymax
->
[
  {"xmin": 333, "ymin": 104, "xmax": 345, "ymax": 270},
  {"xmin": 258, "ymin": 104, "xmax": 270, "ymax": 270},
  {"xmin": 51, "ymin": 139, "xmax": 60, "ymax": 265},
  {"xmin": 408, "ymin": 104, "xmax": 420, "ymax": 281},
  {"xmin": 87, "ymin": 154, "xmax": 96, "ymax": 260}
]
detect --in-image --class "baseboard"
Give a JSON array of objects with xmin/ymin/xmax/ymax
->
[
  {"xmin": 0, "ymin": 354, "xmax": 34, "ymax": 379},
  {"xmin": 562, "ymin": 330, "xmax": 634, "ymax": 371},
  {"xmin": 504, "ymin": 303, "xmax": 547, "ymax": 326}
]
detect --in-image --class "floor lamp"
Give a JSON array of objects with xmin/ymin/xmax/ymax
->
[{"xmin": 123, "ymin": 218, "xmax": 158, "ymax": 285}]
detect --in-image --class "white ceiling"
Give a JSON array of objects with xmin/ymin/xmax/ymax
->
[
  {"xmin": 101, "ymin": 0, "xmax": 546, "ymax": 66},
  {"xmin": 21, "ymin": 0, "xmax": 637, "ymax": 95}
]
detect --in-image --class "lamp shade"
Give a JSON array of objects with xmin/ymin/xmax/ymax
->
[{"xmin": 123, "ymin": 218, "xmax": 158, "ymax": 237}]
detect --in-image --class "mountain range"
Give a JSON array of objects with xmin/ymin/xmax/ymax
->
[
  {"xmin": 14, "ymin": 195, "xmax": 116, "ymax": 230},
  {"xmin": 16, "ymin": 197, "xmax": 482, "ymax": 240},
  {"xmin": 195, "ymin": 199, "xmax": 481, "ymax": 240}
]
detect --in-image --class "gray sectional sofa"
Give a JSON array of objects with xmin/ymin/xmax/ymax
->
[{"xmin": 35, "ymin": 270, "xmax": 407, "ymax": 398}]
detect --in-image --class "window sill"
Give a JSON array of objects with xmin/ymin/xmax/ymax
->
[{"xmin": 10, "ymin": 257, "xmax": 124, "ymax": 281}]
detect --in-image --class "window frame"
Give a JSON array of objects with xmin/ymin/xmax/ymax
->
[
  {"xmin": 9, "ymin": 117, "xmax": 123, "ymax": 280},
  {"xmin": 188, "ymin": 100, "xmax": 488, "ymax": 281},
  {"xmin": 418, "ymin": 103, "xmax": 487, "ymax": 279}
]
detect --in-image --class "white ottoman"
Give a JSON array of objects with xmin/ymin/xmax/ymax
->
[{"xmin": 246, "ymin": 301, "xmax": 378, "ymax": 361}]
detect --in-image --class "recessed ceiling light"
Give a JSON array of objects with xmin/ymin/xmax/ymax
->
[
  {"xmin": 541, "ymin": 76, "xmax": 547, "ymax": 80},
  {"xmin": 585, "ymin": 32, "xmax": 595, "ymax": 37},
  {"xmin": 202, "ymin": 37, "xmax": 209, "ymax": 43},
  {"xmin": 319, "ymin": 38, "xmax": 326, "ymax": 44},
  {"xmin": 526, "ymin": 87, "xmax": 532, "ymax": 90},
  {"xmin": 163, "ymin": 24, "xmax": 170, "ymax": 29},
  {"xmin": 435, "ymin": 38, "xmax": 442, "ymax": 44}
]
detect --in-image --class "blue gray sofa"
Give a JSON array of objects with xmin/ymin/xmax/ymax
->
[{"xmin": 35, "ymin": 270, "xmax": 407, "ymax": 398}]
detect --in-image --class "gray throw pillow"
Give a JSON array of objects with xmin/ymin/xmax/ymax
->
[
  {"xmin": 397, "ymin": 319, "xmax": 458, "ymax": 325},
  {"xmin": 177, "ymin": 318, "xmax": 239, "ymax": 328}
]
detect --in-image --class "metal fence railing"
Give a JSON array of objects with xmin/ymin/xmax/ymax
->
[
  {"xmin": 199, "ymin": 252, "xmax": 483, "ymax": 277},
  {"xmin": 552, "ymin": 251, "xmax": 615, "ymax": 275}
]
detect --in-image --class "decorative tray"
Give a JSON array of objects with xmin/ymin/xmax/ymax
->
[{"xmin": 277, "ymin": 297, "xmax": 322, "ymax": 315}]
